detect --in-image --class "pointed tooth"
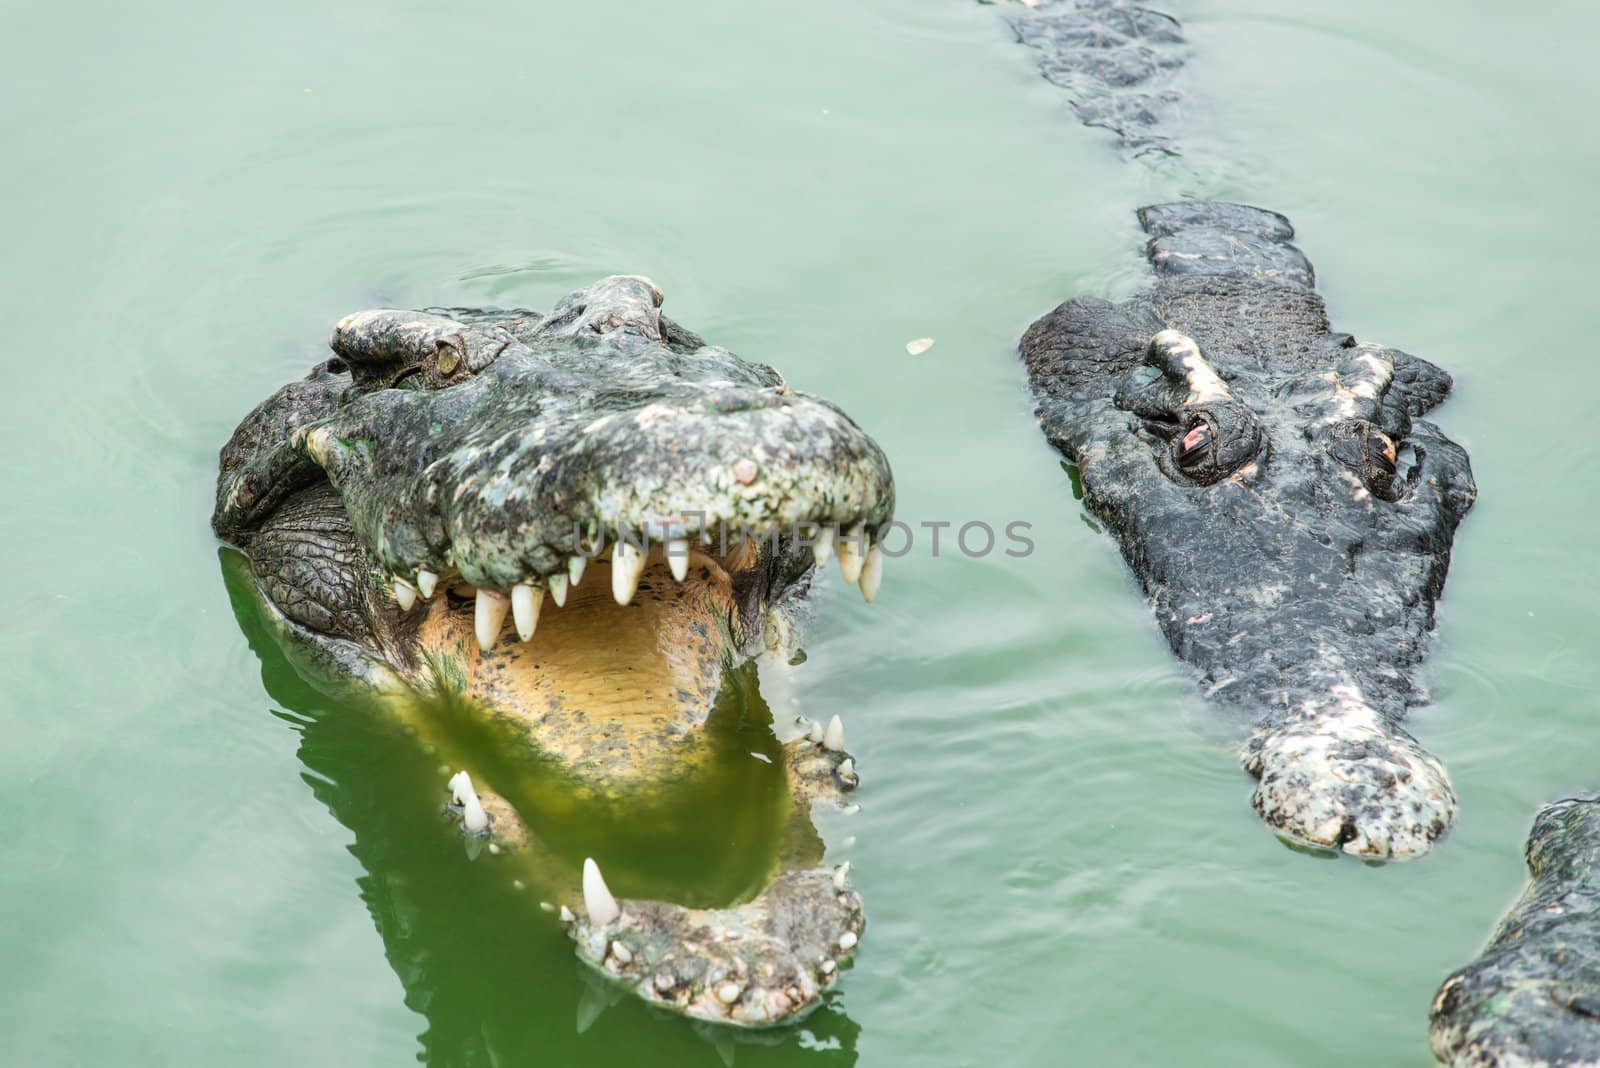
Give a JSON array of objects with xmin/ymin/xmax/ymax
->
[
  {"xmin": 548, "ymin": 573, "xmax": 568, "ymax": 607},
  {"xmin": 416, "ymin": 569, "xmax": 438, "ymax": 599},
  {"xmin": 610, "ymin": 940, "xmax": 633, "ymax": 965},
  {"xmin": 393, "ymin": 578, "xmax": 418, "ymax": 611},
  {"xmin": 512, "ymin": 582, "xmax": 544, "ymax": 641},
  {"xmin": 822, "ymin": 714, "xmax": 846, "ymax": 752},
  {"xmin": 833, "ymin": 862, "xmax": 851, "ymax": 890},
  {"xmin": 559, "ymin": 905, "xmax": 576, "ymax": 924},
  {"xmin": 583, "ymin": 857, "xmax": 622, "ymax": 926},
  {"xmin": 859, "ymin": 544, "xmax": 884, "ymax": 603},
  {"xmin": 450, "ymin": 770, "xmax": 489, "ymax": 833},
  {"xmin": 569, "ymin": 555, "xmax": 587, "ymax": 587},
  {"xmin": 837, "ymin": 525, "xmax": 865, "ymax": 584},
  {"xmin": 474, "ymin": 589, "xmax": 509, "ymax": 650},
  {"xmin": 612, "ymin": 541, "xmax": 644, "ymax": 605},
  {"xmin": 812, "ymin": 525, "xmax": 834, "ymax": 568},
  {"xmin": 462, "ymin": 794, "xmax": 489, "ymax": 833},
  {"xmin": 667, "ymin": 538, "xmax": 690, "ymax": 582},
  {"xmin": 807, "ymin": 719, "xmax": 824, "ymax": 743}
]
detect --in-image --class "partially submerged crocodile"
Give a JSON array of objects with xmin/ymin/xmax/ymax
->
[
  {"xmin": 1001, "ymin": 0, "xmax": 1474, "ymax": 866},
  {"xmin": 212, "ymin": 275, "xmax": 893, "ymax": 1027},
  {"xmin": 1430, "ymin": 799, "xmax": 1600, "ymax": 1066},
  {"xmin": 1022, "ymin": 202, "xmax": 1475, "ymax": 858},
  {"xmin": 996, "ymin": 2, "xmax": 1600, "ymax": 1063}
]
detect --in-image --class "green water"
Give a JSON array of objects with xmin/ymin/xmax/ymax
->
[{"xmin": 4, "ymin": 0, "xmax": 1597, "ymax": 1064}]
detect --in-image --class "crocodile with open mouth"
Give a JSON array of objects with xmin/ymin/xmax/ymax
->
[
  {"xmin": 1430, "ymin": 797, "xmax": 1600, "ymax": 1066},
  {"xmin": 211, "ymin": 274, "xmax": 894, "ymax": 1027}
]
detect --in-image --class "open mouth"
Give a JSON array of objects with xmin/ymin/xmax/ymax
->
[
  {"xmin": 399, "ymin": 525, "xmax": 882, "ymax": 778},
  {"xmin": 213, "ymin": 279, "xmax": 889, "ymax": 1028}
]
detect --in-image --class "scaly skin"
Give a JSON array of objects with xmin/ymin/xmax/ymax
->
[
  {"xmin": 1021, "ymin": 202, "xmax": 1475, "ymax": 858},
  {"xmin": 212, "ymin": 276, "xmax": 892, "ymax": 1028},
  {"xmin": 1431, "ymin": 798, "xmax": 1600, "ymax": 1067},
  {"xmin": 994, "ymin": 0, "xmax": 1188, "ymax": 157}
]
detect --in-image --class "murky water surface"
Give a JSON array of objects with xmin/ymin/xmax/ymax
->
[{"xmin": 4, "ymin": 1, "xmax": 1598, "ymax": 1064}]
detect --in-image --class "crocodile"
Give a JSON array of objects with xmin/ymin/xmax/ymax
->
[
  {"xmin": 1430, "ymin": 798, "xmax": 1600, "ymax": 1067},
  {"xmin": 211, "ymin": 275, "xmax": 894, "ymax": 1027},
  {"xmin": 1021, "ymin": 201, "xmax": 1474, "ymax": 858}
]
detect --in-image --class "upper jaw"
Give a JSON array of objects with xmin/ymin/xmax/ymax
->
[{"xmin": 299, "ymin": 372, "xmax": 895, "ymax": 599}]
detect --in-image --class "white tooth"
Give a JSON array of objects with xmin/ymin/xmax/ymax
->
[
  {"xmin": 812, "ymin": 525, "xmax": 834, "ymax": 568},
  {"xmin": 512, "ymin": 582, "xmax": 544, "ymax": 641},
  {"xmin": 610, "ymin": 941, "xmax": 633, "ymax": 965},
  {"xmin": 837, "ymin": 525, "xmax": 866, "ymax": 584},
  {"xmin": 548, "ymin": 573, "xmax": 568, "ymax": 607},
  {"xmin": 474, "ymin": 589, "xmax": 509, "ymax": 650},
  {"xmin": 716, "ymin": 982, "xmax": 742, "ymax": 1005},
  {"xmin": 820, "ymin": 960, "xmax": 836, "ymax": 976},
  {"xmin": 837, "ymin": 757, "xmax": 856, "ymax": 779},
  {"xmin": 807, "ymin": 720, "xmax": 824, "ymax": 743},
  {"xmin": 559, "ymin": 905, "xmax": 576, "ymax": 924},
  {"xmin": 667, "ymin": 538, "xmax": 690, "ymax": 582},
  {"xmin": 582, "ymin": 857, "xmax": 621, "ymax": 926},
  {"xmin": 859, "ymin": 545, "xmax": 884, "ymax": 603},
  {"xmin": 462, "ymin": 794, "xmax": 489, "ymax": 833},
  {"xmin": 569, "ymin": 554, "xmax": 587, "ymax": 587},
  {"xmin": 416, "ymin": 569, "xmax": 438, "ymax": 599},
  {"xmin": 450, "ymin": 770, "xmax": 489, "ymax": 833},
  {"xmin": 838, "ymin": 931, "xmax": 858, "ymax": 951},
  {"xmin": 833, "ymin": 862, "xmax": 851, "ymax": 890},
  {"xmin": 612, "ymin": 541, "xmax": 644, "ymax": 605},
  {"xmin": 822, "ymin": 714, "xmax": 846, "ymax": 752},
  {"xmin": 393, "ymin": 578, "xmax": 417, "ymax": 611}
]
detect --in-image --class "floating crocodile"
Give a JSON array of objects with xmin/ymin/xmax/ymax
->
[
  {"xmin": 212, "ymin": 275, "xmax": 893, "ymax": 1027},
  {"xmin": 996, "ymin": 1, "xmax": 1598, "ymax": 1063},
  {"xmin": 1000, "ymin": 0, "xmax": 1476, "ymax": 859},
  {"xmin": 1022, "ymin": 201, "xmax": 1474, "ymax": 858},
  {"xmin": 1430, "ymin": 798, "xmax": 1600, "ymax": 1066}
]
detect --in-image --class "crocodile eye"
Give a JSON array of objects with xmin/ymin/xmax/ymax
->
[
  {"xmin": 1368, "ymin": 428, "xmax": 1397, "ymax": 471},
  {"xmin": 1327, "ymin": 420, "xmax": 1401, "ymax": 498},
  {"xmin": 1366, "ymin": 428, "xmax": 1398, "ymax": 493},
  {"xmin": 1175, "ymin": 422, "xmax": 1213, "ymax": 467}
]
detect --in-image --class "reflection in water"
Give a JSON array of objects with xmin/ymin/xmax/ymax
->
[{"xmin": 219, "ymin": 549, "xmax": 860, "ymax": 1065}]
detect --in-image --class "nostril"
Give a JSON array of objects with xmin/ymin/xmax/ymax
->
[{"xmin": 1336, "ymin": 821, "xmax": 1359, "ymax": 847}]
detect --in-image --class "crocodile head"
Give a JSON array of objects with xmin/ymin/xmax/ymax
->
[
  {"xmin": 1022, "ymin": 202, "xmax": 1477, "ymax": 858},
  {"xmin": 212, "ymin": 275, "xmax": 894, "ymax": 1025}
]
